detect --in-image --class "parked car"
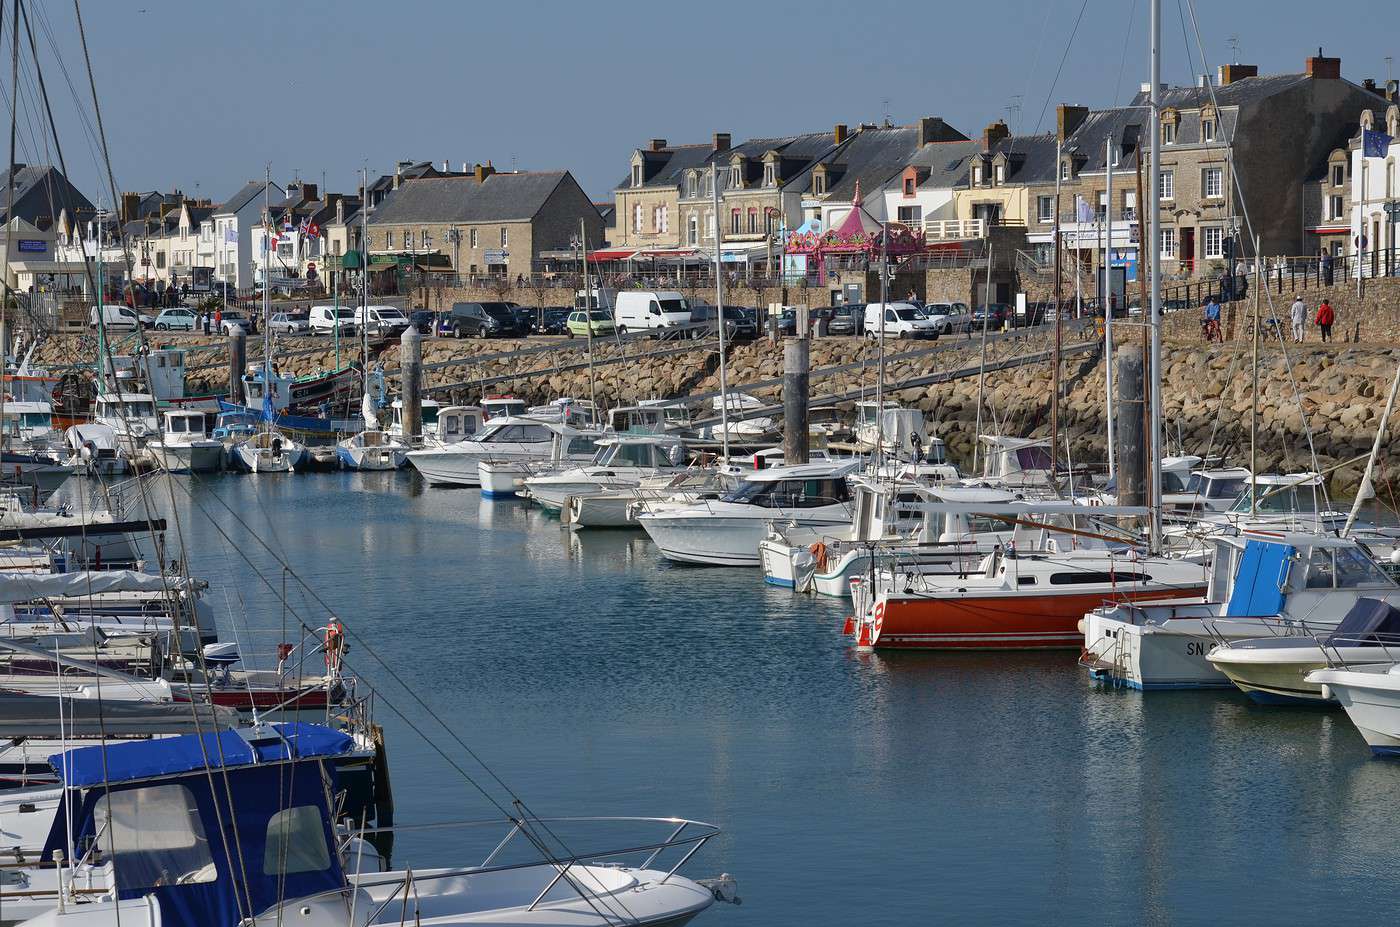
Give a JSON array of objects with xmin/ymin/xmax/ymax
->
[
  {"xmin": 219, "ymin": 310, "xmax": 254, "ymax": 335},
  {"xmin": 566, "ymin": 309, "xmax": 617, "ymax": 339},
  {"xmin": 535, "ymin": 307, "xmax": 570, "ymax": 335},
  {"xmin": 408, "ymin": 310, "xmax": 437, "ymax": 334},
  {"xmin": 443, "ymin": 301, "xmax": 529, "ymax": 338},
  {"xmin": 966, "ymin": 303, "xmax": 1012, "ymax": 332},
  {"xmin": 355, "ymin": 305, "xmax": 412, "ymax": 337},
  {"xmin": 688, "ymin": 304, "xmax": 757, "ymax": 340},
  {"xmin": 614, "ymin": 290, "xmax": 691, "ymax": 335},
  {"xmin": 726, "ymin": 306, "xmax": 759, "ymax": 339},
  {"xmin": 309, "ymin": 305, "xmax": 357, "ymax": 336},
  {"xmin": 90, "ymin": 304, "xmax": 151, "ymax": 331},
  {"xmin": 863, "ymin": 302, "xmax": 940, "ymax": 340},
  {"xmin": 923, "ymin": 302, "xmax": 971, "ymax": 334},
  {"xmin": 776, "ymin": 306, "xmax": 798, "ymax": 336},
  {"xmin": 269, "ymin": 311, "xmax": 310, "ymax": 335},
  {"xmin": 827, "ymin": 304, "xmax": 865, "ymax": 336},
  {"xmin": 153, "ymin": 308, "xmax": 198, "ymax": 331}
]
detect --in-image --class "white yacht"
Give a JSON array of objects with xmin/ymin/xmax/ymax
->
[
  {"xmin": 522, "ymin": 435, "xmax": 687, "ymax": 512},
  {"xmin": 234, "ymin": 428, "xmax": 308, "ymax": 473},
  {"xmin": 91, "ymin": 390, "xmax": 160, "ymax": 457},
  {"xmin": 409, "ymin": 417, "xmax": 598, "ymax": 487},
  {"xmin": 1207, "ymin": 597, "xmax": 1400, "ymax": 705},
  {"xmin": 148, "ymin": 410, "xmax": 224, "ymax": 473},
  {"xmin": 1080, "ymin": 532, "xmax": 1400, "ymax": 689},
  {"xmin": 637, "ymin": 460, "xmax": 859, "ymax": 566}
]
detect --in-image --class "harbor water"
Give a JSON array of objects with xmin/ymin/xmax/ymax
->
[{"xmin": 160, "ymin": 471, "xmax": 1400, "ymax": 925}]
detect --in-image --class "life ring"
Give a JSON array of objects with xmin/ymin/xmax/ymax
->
[{"xmin": 872, "ymin": 601, "xmax": 886, "ymax": 643}]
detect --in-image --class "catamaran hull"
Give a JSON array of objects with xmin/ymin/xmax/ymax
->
[{"xmin": 871, "ymin": 587, "xmax": 1206, "ymax": 651}]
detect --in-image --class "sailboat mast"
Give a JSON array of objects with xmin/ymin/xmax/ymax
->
[
  {"xmin": 711, "ymin": 162, "xmax": 730, "ymax": 462},
  {"xmin": 1147, "ymin": 0, "xmax": 1164, "ymax": 551},
  {"xmin": 875, "ymin": 215, "xmax": 888, "ymax": 467},
  {"xmin": 1050, "ymin": 137, "xmax": 1061, "ymax": 479},
  {"xmin": 1250, "ymin": 234, "xmax": 1260, "ymax": 516},
  {"xmin": 263, "ymin": 166, "xmax": 272, "ymax": 422},
  {"xmin": 579, "ymin": 218, "xmax": 597, "ymax": 412},
  {"xmin": 1104, "ymin": 134, "xmax": 1116, "ymax": 482},
  {"xmin": 361, "ymin": 168, "xmax": 369, "ymax": 392}
]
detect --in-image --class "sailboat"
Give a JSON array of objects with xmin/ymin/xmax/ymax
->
[
  {"xmin": 234, "ymin": 175, "xmax": 308, "ymax": 473},
  {"xmin": 338, "ymin": 216, "xmax": 408, "ymax": 471}
]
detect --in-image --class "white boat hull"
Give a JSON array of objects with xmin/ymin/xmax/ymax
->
[
  {"xmin": 1209, "ymin": 644, "xmax": 1396, "ymax": 705},
  {"xmin": 640, "ymin": 511, "xmax": 850, "ymax": 567},
  {"xmin": 409, "ymin": 449, "xmax": 494, "ymax": 486},
  {"xmin": 565, "ymin": 492, "xmax": 639, "ymax": 528},
  {"xmin": 1308, "ymin": 666, "xmax": 1400, "ymax": 754},
  {"xmin": 478, "ymin": 460, "xmax": 530, "ymax": 497},
  {"xmin": 150, "ymin": 440, "xmax": 224, "ymax": 473},
  {"xmin": 235, "ymin": 440, "xmax": 306, "ymax": 473},
  {"xmin": 337, "ymin": 441, "xmax": 407, "ymax": 471},
  {"xmin": 1080, "ymin": 606, "xmax": 1247, "ymax": 690}
]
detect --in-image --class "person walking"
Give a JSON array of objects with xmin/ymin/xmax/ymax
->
[
  {"xmin": 1315, "ymin": 298, "xmax": 1335, "ymax": 343},
  {"xmin": 1289, "ymin": 295, "xmax": 1307, "ymax": 343}
]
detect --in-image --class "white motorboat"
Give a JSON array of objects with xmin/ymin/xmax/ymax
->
[
  {"xmin": 148, "ymin": 409, "xmax": 224, "ymax": 473},
  {"xmin": 562, "ymin": 471, "xmax": 721, "ymax": 529},
  {"xmin": 407, "ymin": 417, "xmax": 599, "ymax": 487},
  {"xmin": 234, "ymin": 428, "xmax": 308, "ymax": 473},
  {"xmin": 1205, "ymin": 597, "xmax": 1400, "ymax": 705},
  {"xmin": 1307, "ymin": 663, "xmax": 1400, "ymax": 755},
  {"xmin": 637, "ymin": 460, "xmax": 858, "ymax": 566},
  {"xmin": 337, "ymin": 430, "xmax": 408, "ymax": 470},
  {"xmin": 522, "ymin": 435, "xmax": 687, "ymax": 511},
  {"xmin": 91, "ymin": 390, "xmax": 161, "ymax": 457},
  {"xmin": 1080, "ymin": 532, "xmax": 1400, "ymax": 689},
  {"xmin": 387, "ymin": 397, "xmax": 442, "ymax": 442},
  {"xmin": 63, "ymin": 422, "xmax": 130, "ymax": 476}
]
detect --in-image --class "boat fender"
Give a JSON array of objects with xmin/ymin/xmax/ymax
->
[
  {"xmin": 1319, "ymin": 683, "xmax": 1331, "ymax": 701},
  {"xmin": 1076, "ymin": 618, "xmax": 1086, "ymax": 635},
  {"xmin": 842, "ymin": 615, "xmax": 855, "ymax": 635}
]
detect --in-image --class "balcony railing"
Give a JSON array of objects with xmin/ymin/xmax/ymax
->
[{"xmin": 922, "ymin": 218, "xmax": 986, "ymax": 241}]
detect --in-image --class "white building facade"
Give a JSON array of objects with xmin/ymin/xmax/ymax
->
[{"xmin": 1350, "ymin": 105, "xmax": 1400, "ymax": 278}]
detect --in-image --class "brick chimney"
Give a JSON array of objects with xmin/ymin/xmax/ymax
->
[
  {"xmin": 301, "ymin": 182, "xmax": 318, "ymax": 202},
  {"xmin": 918, "ymin": 116, "xmax": 956, "ymax": 146},
  {"xmin": 120, "ymin": 191, "xmax": 139, "ymax": 223},
  {"xmin": 713, "ymin": 132, "xmax": 731, "ymax": 152},
  {"xmin": 648, "ymin": 138, "xmax": 668, "ymax": 152},
  {"xmin": 1218, "ymin": 63, "xmax": 1258, "ymax": 85},
  {"xmin": 1056, "ymin": 104, "xmax": 1089, "ymax": 142},
  {"xmin": 475, "ymin": 161, "xmax": 496, "ymax": 182},
  {"xmin": 981, "ymin": 120, "xmax": 1010, "ymax": 151},
  {"xmin": 1306, "ymin": 49, "xmax": 1341, "ymax": 79},
  {"xmin": 833, "ymin": 123, "xmax": 849, "ymax": 145}
]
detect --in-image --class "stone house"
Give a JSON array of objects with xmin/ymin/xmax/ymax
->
[
  {"xmin": 610, "ymin": 139, "xmax": 716, "ymax": 252},
  {"xmin": 952, "ymin": 120, "xmax": 1047, "ymax": 230},
  {"xmin": 365, "ymin": 166, "xmax": 603, "ymax": 279},
  {"xmin": 875, "ymin": 138, "xmax": 983, "ymax": 232}
]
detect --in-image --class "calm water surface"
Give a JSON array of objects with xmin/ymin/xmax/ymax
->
[{"xmin": 149, "ymin": 472, "xmax": 1398, "ymax": 926}]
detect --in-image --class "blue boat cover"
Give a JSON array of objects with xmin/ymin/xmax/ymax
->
[
  {"xmin": 1224, "ymin": 540, "xmax": 1294, "ymax": 617},
  {"xmin": 49, "ymin": 721, "xmax": 354, "ymax": 787},
  {"xmin": 1325, "ymin": 597, "xmax": 1400, "ymax": 645}
]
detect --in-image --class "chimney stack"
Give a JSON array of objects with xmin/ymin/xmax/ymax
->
[
  {"xmin": 475, "ymin": 161, "xmax": 496, "ymax": 182},
  {"xmin": 1306, "ymin": 49, "xmax": 1341, "ymax": 79},
  {"xmin": 981, "ymin": 120, "xmax": 1010, "ymax": 151},
  {"xmin": 918, "ymin": 116, "xmax": 955, "ymax": 146},
  {"xmin": 648, "ymin": 138, "xmax": 668, "ymax": 152},
  {"xmin": 833, "ymin": 123, "xmax": 849, "ymax": 145},
  {"xmin": 1056, "ymin": 104, "xmax": 1089, "ymax": 142},
  {"xmin": 1218, "ymin": 64, "xmax": 1257, "ymax": 85},
  {"xmin": 713, "ymin": 132, "xmax": 731, "ymax": 152},
  {"xmin": 301, "ymin": 183, "xmax": 318, "ymax": 202}
]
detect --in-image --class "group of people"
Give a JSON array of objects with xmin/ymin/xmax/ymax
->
[{"xmin": 1201, "ymin": 294, "xmax": 1337, "ymax": 344}]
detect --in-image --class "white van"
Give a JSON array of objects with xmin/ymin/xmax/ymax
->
[
  {"xmin": 614, "ymin": 291, "xmax": 692, "ymax": 335},
  {"xmin": 863, "ymin": 302, "xmax": 940, "ymax": 340},
  {"xmin": 354, "ymin": 305, "xmax": 411, "ymax": 337},
  {"xmin": 309, "ymin": 305, "xmax": 358, "ymax": 335},
  {"xmin": 89, "ymin": 304, "xmax": 149, "ymax": 331}
]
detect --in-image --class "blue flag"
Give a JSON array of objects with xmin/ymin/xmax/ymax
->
[{"xmin": 1363, "ymin": 128, "xmax": 1392, "ymax": 158}]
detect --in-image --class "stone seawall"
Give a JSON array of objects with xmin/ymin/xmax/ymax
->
[{"xmin": 30, "ymin": 329, "xmax": 1398, "ymax": 495}]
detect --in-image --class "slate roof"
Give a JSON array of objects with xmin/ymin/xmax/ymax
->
[
  {"xmin": 1132, "ymin": 72, "xmax": 1312, "ymax": 112},
  {"xmin": 213, "ymin": 180, "xmax": 281, "ymax": 217},
  {"xmin": 901, "ymin": 139, "xmax": 983, "ymax": 189},
  {"xmin": 366, "ymin": 171, "xmax": 573, "ymax": 225},
  {"xmin": 0, "ymin": 164, "xmax": 95, "ymax": 227},
  {"xmin": 617, "ymin": 144, "xmax": 715, "ymax": 192}
]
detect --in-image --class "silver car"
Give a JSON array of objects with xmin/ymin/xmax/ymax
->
[{"xmin": 270, "ymin": 311, "xmax": 310, "ymax": 335}]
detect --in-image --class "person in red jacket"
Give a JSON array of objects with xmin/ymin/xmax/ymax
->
[{"xmin": 1315, "ymin": 299, "xmax": 1335, "ymax": 342}]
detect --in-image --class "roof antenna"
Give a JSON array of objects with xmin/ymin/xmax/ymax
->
[
  {"xmin": 1005, "ymin": 95, "xmax": 1023, "ymax": 132},
  {"xmin": 881, "ymin": 97, "xmax": 892, "ymax": 128},
  {"xmin": 1226, "ymin": 34, "xmax": 1240, "ymax": 65}
]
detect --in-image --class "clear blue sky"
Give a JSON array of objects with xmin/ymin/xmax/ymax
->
[{"xmin": 19, "ymin": 0, "xmax": 1400, "ymax": 206}]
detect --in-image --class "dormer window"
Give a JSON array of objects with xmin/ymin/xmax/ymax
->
[
  {"xmin": 764, "ymin": 163, "xmax": 776, "ymax": 187},
  {"xmin": 686, "ymin": 173, "xmax": 697, "ymax": 198},
  {"xmin": 994, "ymin": 164, "xmax": 1005, "ymax": 184},
  {"xmin": 1162, "ymin": 122, "xmax": 1176, "ymax": 144},
  {"xmin": 972, "ymin": 164, "xmax": 982, "ymax": 185},
  {"xmin": 903, "ymin": 176, "xmax": 915, "ymax": 196},
  {"xmin": 1060, "ymin": 161, "xmax": 1069, "ymax": 181},
  {"xmin": 813, "ymin": 170, "xmax": 827, "ymax": 195},
  {"xmin": 631, "ymin": 163, "xmax": 642, "ymax": 187},
  {"xmin": 731, "ymin": 166, "xmax": 742, "ymax": 188},
  {"xmin": 1331, "ymin": 164, "xmax": 1345, "ymax": 187},
  {"xmin": 1201, "ymin": 119, "xmax": 1215, "ymax": 143}
]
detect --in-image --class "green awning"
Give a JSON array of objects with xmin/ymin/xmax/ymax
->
[{"xmin": 340, "ymin": 250, "xmax": 362, "ymax": 270}]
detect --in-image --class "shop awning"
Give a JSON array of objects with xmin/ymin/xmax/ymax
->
[
  {"xmin": 340, "ymin": 250, "xmax": 362, "ymax": 270},
  {"xmin": 587, "ymin": 249, "xmax": 635, "ymax": 262},
  {"xmin": 365, "ymin": 262, "xmax": 397, "ymax": 273}
]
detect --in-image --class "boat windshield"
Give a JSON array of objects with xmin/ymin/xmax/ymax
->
[
  {"xmin": 1162, "ymin": 470, "xmax": 1193, "ymax": 493},
  {"xmin": 1300, "ymin": 546, "xmax": 1395, "ymax": 589},
  {"xmin": 123, "ymin": 401, "xmax": 156, "ymax": 419},
  {"xmin": 1229, "ymin": 485, "xmax": 1319, "ymax": 515},
  {"xmin": 601, "ymin": 442, "xmax": 659, "ymax": 468},
  {"xmin": 721, "ymin": 477, "xmax": 850, "ymax": 509}
]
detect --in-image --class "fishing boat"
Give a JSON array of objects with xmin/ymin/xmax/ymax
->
[
  {"xmin": 239, "ymin": 360, "xmax": 360, "ymax": 418},
  {"xmin": 1079, "ymin": 532, "xmax": 1400, "ymax": 689},
  {"xmin": 1204, "ymin": 597, "xmax": 1400, "ymax": 705},
  {"xmin": 637, "ymin": 460, "xmax": 858, "ymax": 566},
  {"xmin": 147, "ymin": 410, "xmax": 224, "ymax": 473},
  {"xmin": 336, "ymin": 430, "xmax": 408, "ymax": 470}
]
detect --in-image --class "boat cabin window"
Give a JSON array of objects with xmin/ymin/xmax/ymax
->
[
  {"xmin": 1161, "ymin": 470, "xmax": 1192, "ymax": 493},
  {"xmin": 123, "ymin": 401, "xmax": 156, "ymax": 419},
  {"xmin": 21, "ymin": 412, "xmax": 49, "ymax": 428},
  {"xmin": 892, "ymin": 491, "xmax": 923, "ymax": 524},
  {"xmin": 1301, "ymin": 546, "xmax": 1394, "ymax": 589},
  {"xmin": 606, "ymin": 442, "xmax": 659, "ymax": 467},
  {"xmin": 94, "ymin": 783, "xmax": 217, "ymax": 891},
  {"xmin": 490, "ymin": 424, "xmax": 550, "ymax": 443},
  {"xmin": 1189, "ymin": 474, "xmax": 1248, "ymax": 500},
  {"xmin": 721, "ymin": 477, "xmax": 850, "ymax": 508},
  {"xmin": 168, "ymin": 417, "xmax": 188, "ymax": 433},
  {"xmin": 1015, "ymin": 446, "xmax": 1053, "ymax": 470},
  {"xmin": 264, "ymin": 805, "xmax": 331, "ymax": 876},
  {"xmin": 562, "ymin": 435, "xmax": 601, "ymax": 456},
  {"xmin": 1049, "ymin": 571, "xmax": 1148, "ymax": 585}
]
